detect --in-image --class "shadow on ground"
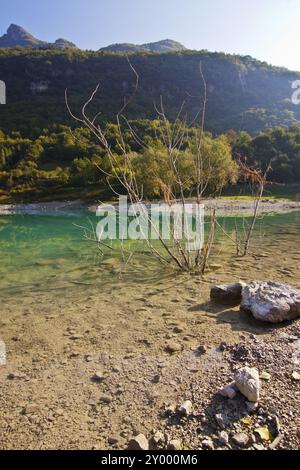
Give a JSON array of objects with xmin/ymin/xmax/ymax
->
[{"xmin": 189, "ymin": 301, "xmax": 292, "ymax": 335}]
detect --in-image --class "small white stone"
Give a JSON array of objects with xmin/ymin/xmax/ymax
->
[
  {"xmin": 152, "ymin": 431, "xmax": 164, "ymax": 445},
  {"xmin": 178, "ymin": 400, "xmax": 193, "ymax": 416},
  {"xmin": 202, "ymin": 438, "xmax": 214, "ymax": 450},
  {"xmin": 218, "ymin": 431, "xmax": 229, "ymax": 445},
  {"xmin": 235, "ymin": 367, "xmax": 260, "ymax": 402},
  {"xmin": 232, "ymin": 432, "xmax": 249, "ymax": 448}
]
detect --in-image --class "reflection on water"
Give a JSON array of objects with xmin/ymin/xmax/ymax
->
[{"xmin": 0, "ymin": 210, "xmax": 299, "ymax": 297}]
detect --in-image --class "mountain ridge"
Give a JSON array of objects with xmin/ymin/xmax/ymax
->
[
  {"xmin": 0, "ymin": 47, "xmax": 299, "ymax": 136},
  {"xmin": 0, "ymin": 25, "xmax": 186, "ymax": 53},
  {"xmin": 99, "ymin": 39, "xmax": 187, "ymax": 53},
  {"xmin": 0, "ymin": 24, "xmax": 77, "ymax": 49}
]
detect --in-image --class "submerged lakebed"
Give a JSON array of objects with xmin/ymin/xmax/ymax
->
[
  {"xmin": 0, "ymin": 209, "xmax": 299, "ymax": 296},
  {"xmin": 0, "ymin": 209, "xmax": 299, "ymax": 450}
]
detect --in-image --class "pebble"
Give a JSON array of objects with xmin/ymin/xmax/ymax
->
[
  {"xmin": 69, "ymin": 335, "xmax": 83, "ymax": 341},
  {"xmin": 196, "ymin": 345, "xmax": 207, "ymax": 355},
  {"xmin": 99, "ymin": 395, "xmax": 113, "ymax": 404},
  {"xmin": 173, "ymin": 326, "xmax": 184, "ymax": 334},
  {"xmin": 202, "ymin": 438, "xmax": 214, "ymax": 450},
  {"xmin": 69, "ymin": 352, "xmax": 80, "ymax": 358},
  {"xmin": 152, "ymin": 431, "xmax": 164, "ymax": 445},
  {"xmin": 219, "ymin": 342, "xmax": 228, "ymax": 351},
  {"xmin": 165, "ymin": 342, "xmax": 183, "ymax": 354},
  {"xmin": 168, "ymin": 440, "xmax": 182, "ymax": 450},
  {"xmin": 177, "ymin": 400, "xmax": 193, "ymax": 416},
  {"xmin": 270, "ymin": 415, "xmax": 281, "ymax": 436},
  {"xmin": 108, "ymin": 436, "xmax": 119, "ymax": 445},
  {"xmin": 232, "ymin": 433, "xmax": 249, "ymax": 448},
  {"xmin": 22, "ymin": 403, "xmax": 40, "ymax": 415},
  {"xmin": 253, "ymin": 443, "xmax": 265, "ymax": 450},
  {"xmin": 234, "ymin": 367, "xmax": 260, "ymax": 402},
  {"xmin": 218, "ymin": 431, "xmax": 229, "ymax": 445},
  {"xmin": 152, "ymin": 374, "xmax": 161, "ymax": 384},
  {"xmin": 269, "ymin": 435, "xmax": 283, "ymax": 450},
  {"xmin": 128, "ymin": 434, "xmax": 149, "ymax": 450},
  {"xmin": 215, "ymin": 413, "xmax": 226, "ymax": 429},
  {"xmin": 219, "ymin": 382, "xmax": 237, "ymax": 399},
  {"xmin": 92, "ymin": 371, "xmax": 105, "ymax": 382},
  {"xmin": 7, "ymin": 373, "xmax": 18, "ymax": 380}
]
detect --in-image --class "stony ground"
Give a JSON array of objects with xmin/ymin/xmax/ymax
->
[{"xmin": 0, "ymin": 249, "xmax": 300, "ymax": 450}]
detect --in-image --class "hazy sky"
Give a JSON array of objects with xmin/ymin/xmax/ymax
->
[{"xmin": 1, "ymin": 0, "xmax": 300, "ymax": 70}]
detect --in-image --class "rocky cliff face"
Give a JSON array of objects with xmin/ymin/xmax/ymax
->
[{"xmin": 0, "ymin": 48, "xmax": 299, "ymax": 134}]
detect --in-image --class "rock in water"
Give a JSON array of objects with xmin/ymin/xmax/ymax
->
[
  {"xmin": 234, "ymin": 367, "xmax": 260, "ymax": 402},
  {"xmin": 210, "ymin": 282, "xmax": 246, "ymax": 304},
  {"xmin": 128, "ymin": 434, "xmax": 149, "ymax": 450},
  {"xmin": 241, "ymin": 281, "xmax": 300, "ymax": 323}
]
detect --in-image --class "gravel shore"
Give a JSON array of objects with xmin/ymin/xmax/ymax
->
[{"xmin": 0, "ymin": 198, "xmax": 299, "ymax": 215}]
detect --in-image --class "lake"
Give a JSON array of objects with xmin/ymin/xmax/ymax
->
[{"xmin": 0, "ymin": 210, "xmax": 299, "ymax": 297}]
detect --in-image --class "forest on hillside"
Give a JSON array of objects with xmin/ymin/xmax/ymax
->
[
  {"xmin": 1, "ymin": 121, "xmax": 300, "ymax": 201},
  {"xmin": 0, "ymin": 48, "xmax": 300, "ymax": 136},
  {"xmin": 1, "ymin": 49, "xmax": 300, "ymax": 201}
]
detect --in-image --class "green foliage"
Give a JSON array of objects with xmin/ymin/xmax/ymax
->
[
  {"xmin": 1, "ymin": 48, "xmax": 300, "ymax": 137},
  {"xmin": 0, "ymin": 121, "xmax": 238, "ymax": 200},
  {"xmin": 133, "ymin": 134, "xmax": 237, "ymax": 197},
  {"xmin": 0, "ymin": 119, "xmax": 299, "ymax": 202},
  {"xmin": 232, "ymin": 125, "xmax": 300, "ymax": 182}
]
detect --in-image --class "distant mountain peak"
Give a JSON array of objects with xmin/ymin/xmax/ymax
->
[
  {"xmin": 54, "ymin": 38, "xmax": 77, "ymax": 49},
  {"xmin": 100, "ymin": 39, "xmax": 187, "ymax": 53},
  {"xmin": 7, "ymin": 24, "xmax": 27, "ymax": 34},
  {"xmin": 0, "ymin": 24, "xmax": 77, "ymax": 49}
]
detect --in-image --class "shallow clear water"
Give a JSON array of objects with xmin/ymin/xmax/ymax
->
[{"xmin": 0, "ymin": 210, "xmax": 299, "ymax": 297}]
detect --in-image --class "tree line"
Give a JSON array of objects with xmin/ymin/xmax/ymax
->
[{"xmin": 0, "ymin": 121, "xmax": 299, "ymax": 201}]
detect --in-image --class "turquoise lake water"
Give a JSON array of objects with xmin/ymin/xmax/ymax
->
[{"xmin": 0, "ymin": 210, "xmax": 299, "ymax": 297}]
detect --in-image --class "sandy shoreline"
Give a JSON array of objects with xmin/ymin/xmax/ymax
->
[
  {"xmin": 0, "ymin": 198, "xmax": 299, "ymax": 215},
  {"xmin": 0, "ymin": 202, "xmax": 299, "ymax": 450},
  {"xmin": 1, "ymin": 253, "xmax": 300, "ymax": 450}
]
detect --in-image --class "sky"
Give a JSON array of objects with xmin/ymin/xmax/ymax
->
[{"xmin": 1, "ymin": 0, "xmax": 300, "ymax": 70}]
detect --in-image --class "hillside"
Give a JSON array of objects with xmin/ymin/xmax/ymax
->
[
  {"xmin": 0, "ymin": 48, "xmax": 300, "ymax": 136},
  {"xmin": 0, "ymin": 24, "xmax": 77, "ymax": 49},
  {"xmin": 100, "ymin": 39, "xmax": 187, "ymax": 53}
]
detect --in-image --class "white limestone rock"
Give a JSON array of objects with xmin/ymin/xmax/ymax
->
[
  {"xmin": 234, "ymin": 367, "xmax": 260, "ymax": 402},
  {"xmin": 241, "ymin": 281, "xmax": 300, "ymax": 324}
]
